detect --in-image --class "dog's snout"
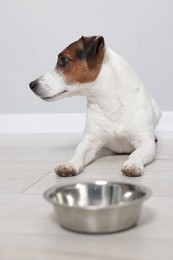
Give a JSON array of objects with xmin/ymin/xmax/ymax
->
[{"xmin": 29, "ymin": 80, "xmax": 37, "ymax": 90}]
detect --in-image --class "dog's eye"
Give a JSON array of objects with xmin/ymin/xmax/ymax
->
[
  {"xmin": 58, "ymin": 56, "xmax": 70, "ymax": 64},
  {"xmin": 60, "ymin": 57, "xmax": 69, "ymax": 62}
]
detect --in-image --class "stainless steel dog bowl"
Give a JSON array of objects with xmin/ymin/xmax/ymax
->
[{"xmin": 44, "ymin": 181, "xmax": 151, "ymax": 233}]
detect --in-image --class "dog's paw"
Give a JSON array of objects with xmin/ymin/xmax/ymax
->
[
  {"xmin": 54, "ymin": 162, "xmax": 83, "ymax": 177},
  {"xmin": 121, "ymin": 160, "xmax": 144, "ymax": 177}
]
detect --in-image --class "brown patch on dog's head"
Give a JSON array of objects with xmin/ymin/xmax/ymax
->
[{"xmin": 56, "ymin": 36, "xmax": 105, "ymax": 84}]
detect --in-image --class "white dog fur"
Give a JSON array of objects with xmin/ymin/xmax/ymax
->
[{"xmin": 30, "ymin": 36, "xmax": 161, "ymax": 177}]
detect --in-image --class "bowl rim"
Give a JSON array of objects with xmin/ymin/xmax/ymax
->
[{"xmin": 43, "ymin": 180, "xmax": 152, "ymax": 210}]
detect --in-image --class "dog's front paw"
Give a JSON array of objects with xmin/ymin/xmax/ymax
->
[
  {"xmin": 54, "ymin": 162, "xmax": 83, "ymax": 177},
  {"xmin": 121, "ymin": 160, "xmax": 144, "ymax": 177}
]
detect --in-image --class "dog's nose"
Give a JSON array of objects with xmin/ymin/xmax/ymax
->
[{"xmin": 29, "ymin": 80, "xmax": 37, "ymax": 90}]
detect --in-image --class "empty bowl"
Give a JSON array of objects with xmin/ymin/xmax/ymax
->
[{"xmin": 44, "ymin": 181, "xmax": 151, "ymax": 233}]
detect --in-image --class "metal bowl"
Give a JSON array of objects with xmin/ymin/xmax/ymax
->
[{"xmin": 44, "ymin": 181, "xmax": 151, "ymax": 234}]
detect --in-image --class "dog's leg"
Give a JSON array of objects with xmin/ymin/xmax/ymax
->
[
  {"xmin": 121, "ymin": 137, "xmax": 156, "ymax": 177},
  {"xmin": 55, "ymin": 137, "xmax": 103, "ymax": 177}
]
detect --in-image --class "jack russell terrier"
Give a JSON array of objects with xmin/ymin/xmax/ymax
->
[{"xmin": 29, "ymin": 36, "xmax": 161, "ymax": 177}]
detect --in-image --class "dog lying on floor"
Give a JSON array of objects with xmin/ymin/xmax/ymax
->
[{"xmin": 29, "ymin": 35, "xmax": 161, "ymax": 177}]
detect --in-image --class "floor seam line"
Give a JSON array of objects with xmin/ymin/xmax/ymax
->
[{"xmin": 20, "ymin": 171, "xmax": 52, "ymax": 194}]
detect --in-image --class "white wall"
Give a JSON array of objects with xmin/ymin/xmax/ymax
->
[{"xmin": 0, "ymin": 0, "xmax": 173, "ymax": 114}]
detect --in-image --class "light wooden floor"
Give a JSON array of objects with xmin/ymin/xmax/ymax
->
[{"xmin": 0, "ymin": 133, "xmax": 173, "ymax": 260}]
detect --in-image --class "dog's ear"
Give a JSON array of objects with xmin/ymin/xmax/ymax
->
[{"xmin": 81, "ymin": 36, "xmax": 105, "ymax": 60}]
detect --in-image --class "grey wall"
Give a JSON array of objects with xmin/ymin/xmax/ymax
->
[{"xmin": 0, "ymin": 0, "xmax": 172, "ymax": 114}]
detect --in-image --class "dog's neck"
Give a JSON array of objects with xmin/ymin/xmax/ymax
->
[
  {"xmin": 78, "ymin": 48, "xmax": 123, "ymax": 114},
  {"xmin": 80, "ymin": 47, "xmax": 145, "ymax": 117}
]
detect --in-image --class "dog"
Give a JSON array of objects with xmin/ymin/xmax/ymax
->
[{"xmin": 29, "ymin": 35, "xmax": 161, "ymax": 177}]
